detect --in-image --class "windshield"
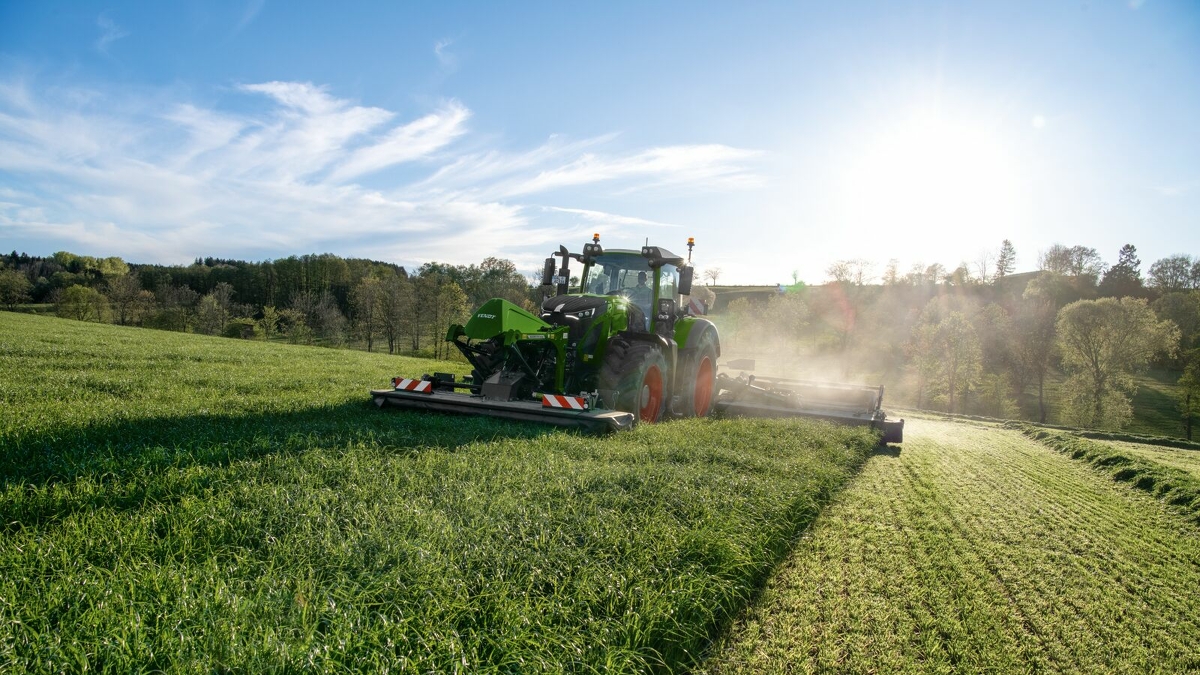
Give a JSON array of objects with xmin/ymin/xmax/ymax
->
[
  {"xmin": 585, "ymin": 253, "xmax": 678, "ymax": 294},
  {"xmin": 583, "ymin": 252, "xmax": 679, "ymax": 322}
]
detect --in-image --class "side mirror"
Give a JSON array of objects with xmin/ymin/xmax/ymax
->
[
  {"xmin": 541, "ymin": 258, "xmax": 556, "ymax": 287},
  {"xmin": 678, "ymin": 266, "xmax": 694, "ymax": 296}
]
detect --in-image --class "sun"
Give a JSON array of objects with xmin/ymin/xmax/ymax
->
[{"xmin": 834, "ymin": 108, "xmax": 1024, "ymax": 246}]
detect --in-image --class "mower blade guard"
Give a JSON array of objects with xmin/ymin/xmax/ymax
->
[
  {"xmin": 713, "ymin": 374, "xmax": 904, "ymax": 443},
  {"xmin": 371, "ymin": 388, "xmax": 634, "ymax": 433}
]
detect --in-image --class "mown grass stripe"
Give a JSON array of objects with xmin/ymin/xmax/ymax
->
[
  {"xmin": 1014, "ymin": 424, "xmax": 1200, "ymax": 525},
  {"xmin": 701, "ymin": 420, "xmax": 1200, "ymax": 674}
]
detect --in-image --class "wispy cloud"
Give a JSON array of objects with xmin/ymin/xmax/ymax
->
[
  {"xmin": 0, "ymin": 78, "xmax": 762, "ymax": 268},
  {"xmin": 233, "ymin": 0, "xmax": 266, "ymax": 34},
  {"xmin": 1155, "ymin": 177, "xmax": 1200, "ymax": 197},
  {"xmin": 434, "ymin": 37, "xmax": 458, "ymax": 72},
  {"xmin": 544, "ymin": 207, "xmax": 680, "ymax": 229},
  {"xmin": 95, "ymin": 14, "xmax": 129, "ymax": 55}
]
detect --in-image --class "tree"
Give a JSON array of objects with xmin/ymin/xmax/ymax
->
[
  {"xmin": 703, "ymin": 267, "xmax": 722, "ymax": 286},
  {"xmin": 995, "ymin": 239, "xmax": 1017, "ymax": 279},
  {"xmin": 0, "ymin": 268, "xmax": 32, "ymax": 309},
  {"xmin": 827, "ymin": 259, "xmax": 873, "ymax": 286},
  {"xmin": 1056, "ymin": 297, "xmax": 1179, "ymax": 428},
  {"xmin": 194, "ymin": 294, "xmax": 228, "ymax": 335},
  {"xmin": 1011, "ymin": 296, "xmax": 1057, "ymax": 423},
  {"xmin": 1152, "ymin": 292, "xmax": 1200, "ymax": 362},
  {"xmin": 378, "ymin": 274, "xmax": 414, "ymax": 354},
  {"xmin": 912, "ymin": 302, "xmax": 982, "ymax": 414},
  {"xmin": 1098, "ymin": 244, "xmax": 1143, "ymax": 298},
  {"xmin": 57, "ymin": 285, "xmax": 109, "ymax": 322},
  {"xmin": 351, "ymin": 277, "xmax": 383, "ymax": 352},
  {"xmin": 974, "ymin": 250, "xmax": 995, "ymax": 284},
  {"xmin": 259, "ymin": 305, "xmax": 281, "ymax": 339},
  {"xmin": 1039, "ymin": 244, "xmax": 1105, "ymax": 280},
  {"xmin": 105, "ymin": 273, "xmax": 144, "ymax": 325},
  {"xmin": 1148, "ymin": 255, "xmax": 1196, "ymax": 293},
  {"xmin": 432, "ymin": 282, "xmax": 468, "ymax": 360}
]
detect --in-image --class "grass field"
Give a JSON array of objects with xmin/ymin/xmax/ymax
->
[
  {"xmin": 701, "ymin": 419, "xmax": 1200, "ymax": 674},
  {"xmin": 1094, "ymin": 441, "xmax": 1200, "ymax": 480},
  {"xmin": 0, "ymin": 312, "xmax": 877, "ymax": 672}
]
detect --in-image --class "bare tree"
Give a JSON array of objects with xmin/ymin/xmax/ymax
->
[
  {"xmin": 703, "ymin": 267, "xmax": 722, "ymax": 286},
  {"xmin": 1148, "ymin": 254, "xmax": 1196, "ymax": 293},
  {"xmin": 975, "ymin": 249, "xmax": 995, "ymax": 284}
]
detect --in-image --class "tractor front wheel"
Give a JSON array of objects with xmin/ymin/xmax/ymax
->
[{"xmin": 601, "ymin": 340, "xmax": 669, "ymax": 424}]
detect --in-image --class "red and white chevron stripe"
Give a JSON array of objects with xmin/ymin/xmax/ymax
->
[
  {"xmin": 392, "ymin": 378, "xmax": 433, "ymax": 394},
  {"xmin": 541, "ymin": 394, "xmax": 588, "ymax": 410}
]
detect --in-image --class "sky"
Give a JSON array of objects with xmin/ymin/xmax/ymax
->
[{"xmin": 1, "ymin": 1, "xmax": 1198, "ymax": 285}]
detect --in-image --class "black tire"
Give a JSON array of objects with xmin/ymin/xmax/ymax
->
[
  {"xmin": 599, "ymin": 339, "xmax": 669, "ymax": 423},
  {"xmin": 677, "ymin": 333, "xmax": 718, "ymax": 418}
]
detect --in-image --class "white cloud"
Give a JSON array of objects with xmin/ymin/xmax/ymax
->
[
  {"xmin": 328, "ymin": 102, "xmax": 469, "ymax": 182},
  {"xmin": 544, "ymin": 206, "xmax": 679, "ymax": 229},
  {"xmin": 0, "ymin": 78, "xmax": 762, "ymax": 269}
]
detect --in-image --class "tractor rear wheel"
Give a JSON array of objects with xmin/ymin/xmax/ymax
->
[
  {"xmin": 600, "ymin": 340, "xmax": 669, "ymax": 423},
  {"xmin": 678, "ymin": 334, "xmax": 718, "ymax": 417}
]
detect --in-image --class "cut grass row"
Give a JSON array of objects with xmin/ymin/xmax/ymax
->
[
  {"xmin": 702, "ymin": 419, "xmax": 1200, "ymax": 674},
  {"xmin": 0, "ymin": 313, "xmax": 878, "ymax": 672},
  {"xmin": 1014, "ymin": 426, "xmax": 1200, "ymax": 525}
]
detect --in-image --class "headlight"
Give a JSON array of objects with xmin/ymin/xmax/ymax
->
[{"xmin": 570, "ymin": 308, "xmax": 596, "ymax": 318}]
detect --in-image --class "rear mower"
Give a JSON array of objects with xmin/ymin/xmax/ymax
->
[{"xmin": 371, "ymin": 235, "xmax": 903, "ymax": 442}]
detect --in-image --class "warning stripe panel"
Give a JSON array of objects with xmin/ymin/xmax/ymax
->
[
  {"xmin": 392, "ymin": 378, "xmax": 433, "ymax": 394},
  {"xmin": 541, "ymin": 394, "xmax": 588, "ymax": 410}
]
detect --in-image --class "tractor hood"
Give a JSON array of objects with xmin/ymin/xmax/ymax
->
[{"xmin": 462, "ymin": 298, "xmax": 552, "ymax": 340}]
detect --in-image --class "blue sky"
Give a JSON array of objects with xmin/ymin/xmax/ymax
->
[{"xmin": 1, "ymin": 1, "xmax": 1198, "ymax": 284}]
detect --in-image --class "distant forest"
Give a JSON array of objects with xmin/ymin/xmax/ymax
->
[
  {"xmin": 0, "ymin": 250, "xmax": 530, "ymax": 359},
  {"xmin": 2, "ymin": 242, "xmax": 1199, "ymax": 435}
]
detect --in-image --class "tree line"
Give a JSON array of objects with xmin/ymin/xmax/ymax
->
[
  {"xmin": 0, "ymin": 250, "xmax": 532, "ymax": 357},
  {"xmin": 719, "ymin": 241, "xmax": 1200, "ymax": 436}
]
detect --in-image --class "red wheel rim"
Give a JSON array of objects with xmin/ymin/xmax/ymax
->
[
  {"xmin": 694, "ymin": 356, "xmax": 714, "ymax": 416},
  {"xmin": 639, "ymin": 365, "xmax": 664, "ymax": 422}
]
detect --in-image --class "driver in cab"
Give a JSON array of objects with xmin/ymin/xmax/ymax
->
[{"xmin": 628, "ymin": 271, "xmax": 653, "ymax": 324}]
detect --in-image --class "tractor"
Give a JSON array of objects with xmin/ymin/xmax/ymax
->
[{"xmin": 371, "ymin": 234, "xmax": 903, "ymax": 442}]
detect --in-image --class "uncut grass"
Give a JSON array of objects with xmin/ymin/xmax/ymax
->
[
  {"xmin": 701, "ymin": 419, "xmax": 1200, "ymax": 674},
  {"xmin": 0, "ymin": 313, "xmax": 876, "ymax": 672}
]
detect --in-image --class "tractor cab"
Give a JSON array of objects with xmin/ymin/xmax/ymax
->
[{"xmin": 580, "ymin": 251, "xmax": 679, "ymax": 328}]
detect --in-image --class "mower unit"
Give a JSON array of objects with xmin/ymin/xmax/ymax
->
[{"xmin": 713, "ymin": 369, "xmax": 904, "ymax": 444}]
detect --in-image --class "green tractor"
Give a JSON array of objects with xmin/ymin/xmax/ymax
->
[{"xmin": 371, "ymin": 235, "xmax": 718, "ymax": 432}]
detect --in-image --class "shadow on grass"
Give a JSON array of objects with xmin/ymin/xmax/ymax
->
[
  {"xmin": 872, "ymin": 444, "xmax": 902, "ymax": 458},
  {"xmin": 2, "ymin": 401, "xmax": 560, "ymax": 488},
  {"xmin": 2, "ymin": 402, "xmax": 566, "ymax": 531}
]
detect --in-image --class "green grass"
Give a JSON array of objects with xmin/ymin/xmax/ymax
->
[
  {"xmin": 701, "ymin": 419, "xmax": 1200, "ymax": 674},
  {"xmin": 1099, "ymin": 441, "xmax": 1200, "ymax": 479},
  {"xmin": 0, "ymin": 312, "xmax": 877, "ymax": 673},
  {"xmin": 1016, "ymin": 426, "xmax": 1200, "ymax": 524}
]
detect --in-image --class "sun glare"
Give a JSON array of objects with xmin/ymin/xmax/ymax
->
[{"xmin": 835, "ymin": 109, "xmax": 1024, "ymax": 246}]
